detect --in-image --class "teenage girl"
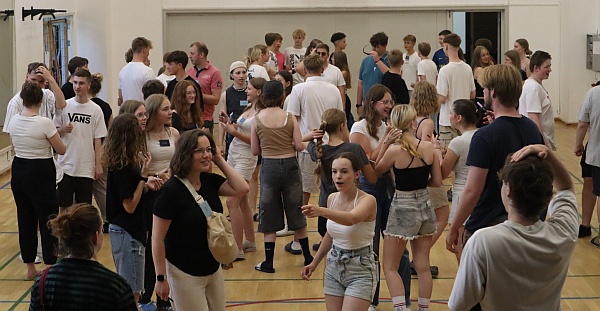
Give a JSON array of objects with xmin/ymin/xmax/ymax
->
[
  {"xmin": 170, "ymin": 80, "xmax": 204, "ymax": 132},
  {"xmin": 514, "ymin": 38, "xmax": 532, "ymax": 77},
  {"xmin": 332, "ymin": 51, "xmax": 355, "ymax": 130},
  {"xmin": 245, "ymin": 45, "xmax": 271, "ymax": 81}
]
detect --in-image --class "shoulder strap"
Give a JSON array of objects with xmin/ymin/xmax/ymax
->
[
  {"xmin": 39, "ymin": 266, "xmax": 52, "ymax": 310},
  {"xmin": 177, "ymin": 177, "xmax": 213, "ymax": 217}
]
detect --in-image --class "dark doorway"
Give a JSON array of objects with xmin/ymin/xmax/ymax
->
[{"xmin": 465, "ymin": 12, "xmax": 500, "ymax": 66}]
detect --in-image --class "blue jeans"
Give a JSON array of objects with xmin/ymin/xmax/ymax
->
[
  {"xmin": 109, "ymin": 224, "xmax": 145, "ymax": 293},
  {"xmin": 360, "ymin": 173, "xmax": 411, "ymax": 306}
]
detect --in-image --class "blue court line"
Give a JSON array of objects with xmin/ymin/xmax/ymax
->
[{"xmin": 0, "ymin": 180, "xmax": 10, "ymax": 190}]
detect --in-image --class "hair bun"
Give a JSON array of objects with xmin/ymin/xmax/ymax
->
[{"xmin": 93, "ymin": 73, "xmax": 104, "ymax": 83}]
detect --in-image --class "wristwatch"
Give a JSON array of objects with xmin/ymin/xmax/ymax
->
[{"xmin": 157, "ymin": 275, "xmax": 165, "ymax": 282}]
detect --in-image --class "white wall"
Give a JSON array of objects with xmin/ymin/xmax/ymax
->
[{"xmin": 9, "ymin": 0, "xmax": 600, "ymax": 123}]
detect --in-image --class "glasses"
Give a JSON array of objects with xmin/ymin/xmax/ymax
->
[
  {"xmin": 377, "ymin": 100, "xmax": 394, "ymax": 106},
  {"xmin": 194, "ymin": 147, "xmax": 213, "ymax": 154},
  {"xmin": 135, "ymin": 112, "xmax": 149, "ymax": 119},
  {"xmin": 317, "ymin": 52, "xmax": 327, "ymax": 56}
]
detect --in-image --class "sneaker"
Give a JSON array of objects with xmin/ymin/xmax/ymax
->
[
  {"xmin": 579, "ymin": 225, "xmax": 592, "ymax": 238},
  {"xmin": 430, "ymin": 265, "xmax": 439, "ymax": 277},
  {"xmin": 19, "ymin": 255, "xmax": 42, "ymax": 264},
  {"xmin": 368, "ymin": 305, "xmax": 377, "ymax": 311},
  {"xmin": 276, "ymin": 224, "xmax": 294, "ymax": 237},
  {"xmin": 243, "ymin": 240, "xmax": 257, "ymax": 252},
  {"xmin": 284, "ymin": 241, "xmax": 302, "ymax": 255},
  {"xmin": 591, "ymin": 236, "xmax": 600, "ymax": 248},
  {"xmin": 138, "ymin": 302, "xmax": 157, "ymax": 311},
  {"xmin": 313, "ymin": 242, "xmax": 321, "ymax": 251}
]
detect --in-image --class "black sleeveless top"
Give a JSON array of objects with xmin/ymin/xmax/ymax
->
[
  {"xmin": 225, "ymin": 85, "xmax": 248, "ymax": 122},
  {"xmin": 393, "ymin": 140, "xmax": 432, "ymax": 191}
]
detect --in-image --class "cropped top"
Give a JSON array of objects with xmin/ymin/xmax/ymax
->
[
  {"xmin": 255, "ymin": 112, "xmax": 296, "ymax": 157},
  {"xmin": 327, "ymin": 190, "xmax": 375, "ymax": 250},
  {"xmin": 393, "ymin": 141, "xmax": 431, "ymax": 191}
]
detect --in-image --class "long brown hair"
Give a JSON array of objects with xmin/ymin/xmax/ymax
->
[
  {"xmin": 363, "ymin": 84, "xmax": 391, "ymax": 140},
  {"xmin": 145, "ymin": 94, "xmax": 170, "ymax": 132},
  {"xmin": 102, "ymin": 114, "xmax": 147, "ymax": 171},
  {"xmin": 314, "ymin": 108, "xmax": 346, "ymax": 180},
  {"xmin": 332, "ymin": 51, "xmax": 351, "ymax": 89},
  {"xmin": 171, "ymin": 80, "xmax": 203, "ymax": 129}
]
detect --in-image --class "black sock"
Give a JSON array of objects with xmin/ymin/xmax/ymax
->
[
  {"xmin": 298, "ymin": 237, "xmax": 313, "ymax": 265},
  {"xmin": 264, "ymin": 242, "xmax": 275, "ymax": 268}
]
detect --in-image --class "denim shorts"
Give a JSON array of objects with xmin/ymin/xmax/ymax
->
[
  {"xmin": 258, "ymin": 157, "xmax": 306, "ymax": 233},
  {"xmin": 324, "ymin": 244, "xmax": 378, "ymax": 301},
  {"xmin": 109, "ymin": 224, "xmax": 145, "ymax": 294},
  {"xmin": 384, "ymin": 188, "xmax": 436, "ymax": 239}
]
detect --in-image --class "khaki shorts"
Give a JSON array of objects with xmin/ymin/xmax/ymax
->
[
  {"xmin": 427, "ymin": 186, "xmax": 449, "ymax": 209},
  {"xmin": 438, "ymin": 125, "xmax": 459, "ymax": 150},
  {"xmin": 298, "ymin": 152, "xmax": 319, "ymax": 194}
]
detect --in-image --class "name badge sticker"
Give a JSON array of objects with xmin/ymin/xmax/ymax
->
[
  {"xmin": 240, "ymin": 100, "xmax": 248, "ymax": 107},
  {"xmin": 199, "ymin": 200, "xmax": 213, "ymax": 216},
  {"xmin": 159, "ymin": 139, "xmax": 170, "ymax": 147}
]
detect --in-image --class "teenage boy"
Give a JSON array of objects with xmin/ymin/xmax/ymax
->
[
  {"xmin": 519, "ymin": 50, "xmax": 556, "ymax": 150},
  {"xmin": 417, "ymin": 42, "xmax": 438, "ymax": 85},
  {"xmin": 433, "ymin": 30, "xmax": 451, "ymax": 71},
  {"xmin": 61, "ymin": 56, "xmax": 89, "ymax": 100},
  {"xmin": 401, "ymin": 34, "xmax": 420, "ymax": 97},
  {"xmin": 285, "ymin": 29, "xmax": 307, "ymax": 85},
  {"xmin": 55, "ymin": 69, "xmax": 107, "ymax": 209},
  {"xmin": 118, "ymin": 37, "xmax": 155, "ymax": 105},
  {"xmin": 4, "ymin": 62, "xmax": 67, "ymax": 132},
  {"xmin": 329, "ymin": 32, "xmax": 347, "ymax": 63},
  {"xmin": 165, "ymin": 50, "xmax": 203, "ymax": 105},
  {"xmin": 381, "ymin": 49, "xmax": 409, "ymax": 105},
  {"xmin": 357, "ymin": 32, "xmax": 390, "ymax": 117},
  {"xmin": 315, "ymin": 43, "xmax": 346, "ymax": 109},
  {"xmin": 266, "ymin": 33, "xmax": 285, "ymax": 71},
  {"xmin": 187, "ymin": 42, "xmax": 223, "ymax": 133}
]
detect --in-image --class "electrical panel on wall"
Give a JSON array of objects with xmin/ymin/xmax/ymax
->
[{"xmin": 587, "ymin": 34, "xmax": 600, "ymax": 71}]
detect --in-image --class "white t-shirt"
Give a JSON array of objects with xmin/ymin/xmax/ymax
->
[
  {"xmin": 437, "ymin": 61, "xmax": 476, "ymax": 126},
  {"xmin": 350, "ymin": 119, "xmax": 387, "ymax": 152},
  {"xmin": 284, "ymin": 46, "xmax": 306, "ymax": 70},
  {"xmin": 449, "ymin": 190, "xmax": 578, "ymax": 311},
  {"xmin": 519, "ymin": 78, "xmax": 556, "ymax": 150},
  {"xmin": 286, "ymin": 76, "xmax": 343, "ymax": 151},
  {"xmin": 447, "ymin": 129, "xmax": 477, "ymax": 187},
  {"xmin": 320, "ymin": 65, "xmax": 346, "ymax": 87},
  {"xmin": 401, "ymin": 52, "xmax": 420, "ymax": 91},
  {"xmin": 247, "ymin": 64, "xmax": 270, "ymax": 81},
  {"xmin": 267, "ymin": 51, "xmax": 279, "ymax": 70},
  {"xmin": 156, "ymin": 73, "xmax": 175, "ymax": 87},
  {"xmin": 6, "ymin": 115, "xmax": 56, "ymax": 159},
  {"xmin": 118, "ymin": 62, "xmax": 155, "ymax": 102},
  {"xmin": 54, "ymin": 98, "xmax": 108, "ymax": 179},
  {"xmin": 417, "ymin": 59, "xmax": 438, "ymax": 85},
  {"xmin": 579, "ymin": 85, "xmax": 600, "ymax": 167},
  {"xmin": 3, "ymin": 89, "xmax": 56, "ymax": 133}
]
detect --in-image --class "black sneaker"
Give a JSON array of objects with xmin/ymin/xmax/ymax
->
[
  {"xmin": 313, "ymin": 242, "xmax": 321, "ymax": 251},
  {"xmin": 579, "ymin": 225, "xmax": 592, "ymax": 238}
]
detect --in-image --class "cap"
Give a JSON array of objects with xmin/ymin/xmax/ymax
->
[
  {"xmin": 262, "ymin": 80, "xmax": 283, "ymax": 99},
  {"xmin": 229, "ymin": 61, "xmax": 246, "ymax": 74},
  {"xmin": 330, "ymin": 32, "xmax": 346, "ymax": 44}
]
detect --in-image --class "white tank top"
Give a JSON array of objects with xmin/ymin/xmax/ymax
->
[
  {"xmin": 146, "ymin": 127, "xmax": 175, "ymax": 174},
  {"xmin": 229, "ymin": 114, "xmax": 255, "ymax": 156},
  {"xmin": 326, "ymin": 191, "xmax": 375, "ymax": 250}
]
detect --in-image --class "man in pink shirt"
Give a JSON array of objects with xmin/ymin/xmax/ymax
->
[{"xmin": 187, "ymin": 42, "xmax": 224, "ymax": 133}]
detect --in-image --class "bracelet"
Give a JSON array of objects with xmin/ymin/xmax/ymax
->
[
  {"xmin": 141, "ymin": 176, "xmax": 149, "ymax": 182},
  {"xmin": 375, "ymin": 59, "xmax": 380, "ymax": 63},
  {"xmin": 355, "ymin": 104, "xmax": 363, "ymax": 108}
]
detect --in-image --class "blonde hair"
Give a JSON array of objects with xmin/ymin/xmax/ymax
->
[
  {"xmin": 244, "ymin": 45, "xmax": 266, "ymax": 68},
  {"xmin": 314, "ymin": 109, "xmax": 346, "ymax": 180},
  {"xmin": 477, "ymin": 64, "xmax": 522, "ymax": 108},
  {"xmin": 389, "ymin": 105, "xmax": 419, "ymax": 158},
  {"xmin": 410, "ymin": 81, "xmax": 439, "ymax": 116}
]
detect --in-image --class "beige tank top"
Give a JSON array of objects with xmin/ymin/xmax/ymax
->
[{"xmin": 255, "ymin": 112, "xmax": 296, "ymax": 157}]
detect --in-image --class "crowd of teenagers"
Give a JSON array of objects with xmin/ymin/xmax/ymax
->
[{"xmin": 4, "ymin": 27, "xmax": 592, "ymax": 311}]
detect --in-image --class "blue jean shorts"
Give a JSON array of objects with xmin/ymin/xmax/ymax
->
[
  {"xmin": 109, "ymin": 224, "xmax": 145, "ymax": 294},
  {"xmin": 384, "ymin": 188, "xmax": 436, "ymax": 239},
  {"xmin": 258, "ymin": 157, "xmax": 306, "ymax": 233},
  {"xmin": 324, "ymin": 245, "xmax": 378, "ymax": 302}
]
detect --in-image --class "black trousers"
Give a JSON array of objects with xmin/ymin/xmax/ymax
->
[
  {"xmin": 57, "ymin": 174, "xmax": 93, "ymax": 208},
  {"xmin": 11, "ymin": 157, "xmax": 58, "ymax": 264}
]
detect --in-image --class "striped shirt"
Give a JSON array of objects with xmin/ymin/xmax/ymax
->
[
  {"xmin": 3, "ymin": 89, "xmax": 56, "ymax": 133},
  {"xmin": 29, "ymin": 258, "xmax": 137, "ymax": 311}
]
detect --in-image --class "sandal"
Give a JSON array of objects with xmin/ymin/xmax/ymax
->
[{"xmin": 591, "ymin": 236, "xmax": 600, "ymax": 248}]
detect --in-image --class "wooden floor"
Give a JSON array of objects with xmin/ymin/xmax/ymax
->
[{"xmin": 0, "ymin": 122, "xmax": 599, "ymax": 310}]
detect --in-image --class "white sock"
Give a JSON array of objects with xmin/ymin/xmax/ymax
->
[
  {"xmin": 392, "ymin": 296, "xmax": 406, "ymax": 311},
  {"xmin": 291, "ymin": 241, "xmax": 301, "ymax": 250},
  {"xmin": 417, "ymin": 297, "xmax": 430, "ymax": 311}
]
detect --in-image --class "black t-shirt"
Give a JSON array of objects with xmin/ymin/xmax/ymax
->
[
  {"xmin": 307, "ymin": 141, "xmax": 370, "ymax": 207},
  {"xmin": 165, "ymin": 76, "xmax": 204, "ymax": 111},
  {"xmin": 91, "ymin": 97, "xmax": 113, "ymax": 127},
  {"xmin": 61, "ymin": 81, "xmax": 75, "ymax": 100},
  {"xmin": 381, "ymin": 72, "xmax": 410, "ymax": 105},
  {"xmin": 153, "ymin": 173, "xmax": 226, "ymax": 276},
  {"xmin": 106, "ymin": 165, "xmax": 147, "ymax": 245},
  {"xmin": 171, "ymin": 111, "xmax": 198, "ymax": 133},
  {"xmin": 465, "ymin": 116, "xmax": 544, "ymax": 232}
]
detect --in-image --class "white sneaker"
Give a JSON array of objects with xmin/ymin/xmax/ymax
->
[
  {"xmin": 368, "ymin": 305, "xmax": 377, "ymax": 311},
  {"xmin": 276, "ymin": 224, "xmax": 293, "ymax": 237},
  {"xmin": 242, "ymin": 240, "xmax": 257, "ymax": 252}
]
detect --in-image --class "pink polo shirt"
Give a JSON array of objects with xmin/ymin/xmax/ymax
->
[{"xmin": 186, "ymin": 62, "xmax": 224, "ymax": 121}]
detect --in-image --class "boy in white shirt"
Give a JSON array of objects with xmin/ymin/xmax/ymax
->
[
  {"xmin": 54, "ymin": 69, "xmax": 108, "ymax": 209},
  {"xmin": 401, "ymin": 34, "xmax": 420, "ymax": 97},
  {"xmin": 285, "ymin": 29, "xmax": 307, "ymax": 85},
  {"xmin": 417, "ymin": 42, "xmax": 438, "ymax": 85}
]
